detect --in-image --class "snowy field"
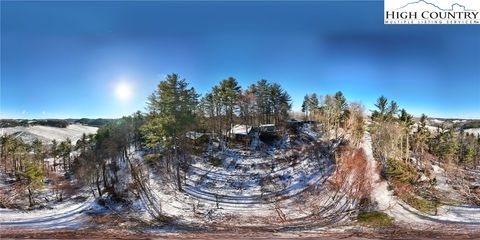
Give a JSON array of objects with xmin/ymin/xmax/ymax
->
[{"xmin": 0, "ymin": 124, "xmax": 98, "ymax": 144}]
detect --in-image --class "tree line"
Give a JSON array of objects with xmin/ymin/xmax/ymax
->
[
  {"xmin": 301, "ymin": 91, "xmax": 365, "ymax": 147},
  {"xmin": 369, "ymin": 95, "xmax": 480, "ymax": 209},
  {"xmin": 369, "ymin": 95, "xmax": 480, "ymax": 171}
]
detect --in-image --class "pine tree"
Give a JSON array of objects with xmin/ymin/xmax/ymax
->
[
  {"xmin": 301, "ymin": 94, "xmax": 310, "ymax": 120},
  {"xmin": 76, "ymin": 133, "xmax": 88, "ymax": 155},
  {"xmin": 142, "ymin": 73, "xmax": 199, "ymax": 191},
  {"xmin": 463, "ymin": 147, "xmax": 474, "ymax": 167},
  {"xmin": 371, "ymin": 96, "xmax": 398, "ymax": 122},
  {"xmin": 219, "ymin": 77, "xmax": 241, "ymax": 137},
  {"xmin": 372, "ymin": 96, "xmax": 388, "ymax": 121},
  {"xmin": 50, "ymin": 139, "xmax": 59, "ymax": 172},
  {"xmin": 399, "ymin": 109, "xmax": 413, "ymax": 163},
  {"xmin": 308, "ymin": 94, "xmax": 319, "ymax": 120},
  {"xmin": 32, "ymin": 139, "xmax": 43, "ymax": 164},
  {"xmin": 1, "ymin": 134, "xmax": 13, "ymax": 173},
  {"xmin": 386, "ymin": 101, "xmax": 399, "ymax": 121},
  {"xmin": 269, "ymin": 83, "xmax": 291, "ymax": 124},
  {"xmin": 20, "ymin": 160, "xmax": 44, "ymax": 207},
  {"xmin": 334, "ymin": 91, "xmax": 349, "ymax": 127},
  {"xmin": 413, "ymin": 114, "xmax": 430, "ymax": 162},
  {"xmin": 257, "ymin": 79, "xmax": 274, "ymax": 123},
  {"xmin": 59, "ymin": 139, "xmax": 72, "ymax": 172},
  {"xmin": 440, "ymin": 127, "xmax": 459, "ymax": 166}
]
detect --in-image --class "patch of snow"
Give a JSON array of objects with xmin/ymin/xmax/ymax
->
[
  {"xmin": 465, "ymin": 128, "xmax": 480, "ymax": 136},
  {"xmin": 431, "ymin": 119, "xmax": 444, "ymax": 124}
]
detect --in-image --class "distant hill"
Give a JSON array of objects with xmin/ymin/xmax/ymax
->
[
  {"xmin": 70, "ymin": 118, "xmax": 115, "ymax": 127},
  {"xmin": 0, "ymin": 124, "xmax": 98, "ymax": 144},
  {"xmin": 426, "ymin": 118, "xmax": 480, "ymax": 130},
  {"xmin": 0, "ymin": 118, "xmax": 115, "ymax": 128}
]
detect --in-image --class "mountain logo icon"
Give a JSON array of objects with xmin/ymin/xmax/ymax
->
[{"xmin": 394, "ymin": 0, "xmax": 476, "ymax": 11}]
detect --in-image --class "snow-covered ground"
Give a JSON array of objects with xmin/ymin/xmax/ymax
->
[
  {"xmin": 0, "ymin": 124, "xmax": 99, "ymax": 230},
  {"xmin": 363, "ymin": 133, "xmax": 480, "ymax": 228},
  {"xmin": 431, "ymin": 164, "xmax": 461, "ymax": 201},
  {"xmin": 147, "ymin": 152, "xmax": 343, "ymax": 226},
  {"xmin": 2, "ymin": 127, "xmax": 479, "ymax": 234},
  {"xmin": 0, "ymin": 196, "xmax": 94, "ymax": 230},
  {"xmin": 138, "ymin": 126, "xmax": 357, "ymax": 228},
  {"xmin": 430, "ymin": 119, "xmax": 444, "ymax": 125},
  {"xmin": 465, "ymin": 128, "xmax": 480, "ymax": 136},
  {"xmin": 0, "ymin": 124, "xmax": 98, "ymax": 144}
]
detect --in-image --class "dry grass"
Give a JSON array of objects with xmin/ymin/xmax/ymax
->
[{"xmin": 330, "ymin": 145, "xmax": 372, "ymax": 200}]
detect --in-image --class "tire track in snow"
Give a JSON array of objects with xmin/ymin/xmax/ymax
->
[{"xmin": 0, "ymin": 197, "xmax": 94, "ymax": 230}]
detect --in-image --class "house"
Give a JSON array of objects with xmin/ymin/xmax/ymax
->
[
  {"xmin": 286, "ymin": 118, "xmax": 304, "ymax": 128},
  {"xmin": 257, "ymin": 124, "xmax": 275, "ymax": 133},
  {"xmin": 228, "ymin": 124, "xmax": 253, "ymax": 141},
  {"xmin": 256, "ymin": 124, "xmax": 279, "ymax": 143}
]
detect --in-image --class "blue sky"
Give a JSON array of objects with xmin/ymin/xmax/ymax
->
[{"xmin": 1, "ymin": 1, "xmax": 479, "ymax": 119}]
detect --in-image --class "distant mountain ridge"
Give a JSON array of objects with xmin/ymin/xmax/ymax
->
[{"xmin": 0, "ymin": 118, "xmax": 115, "ymax": 128}]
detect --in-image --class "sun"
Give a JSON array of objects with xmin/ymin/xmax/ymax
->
[{"xmin": 115, "ymin": 82, "xmax": 132, "ymax": 101}]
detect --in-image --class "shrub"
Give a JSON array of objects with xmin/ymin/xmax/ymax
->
[
  {"xmin": 144, "ymin": 153, "xmax": 162, "ymax": 163},
  {"xmin": 406, "ymin": 195, "xmax": 436, "ymax": 213},
  {"xmin": 209, "ymin": 157, "xmax": 222, "ymax": 167},
  {"xmin": 384, "ymin": 158, "xmax": 419, "ymax": 184},
  {"xmin": 357, "ymin": 211, "xmax": 393, "ymax": 227}
]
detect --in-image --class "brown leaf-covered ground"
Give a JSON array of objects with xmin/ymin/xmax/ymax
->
[{"xmin": 2, "ymin": 226, "xmax": 480, "ymax": 240}]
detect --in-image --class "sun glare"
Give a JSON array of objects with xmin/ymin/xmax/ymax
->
[{"xmin": 115, "ymin": 82, "xmax": 132, "ymax": 101}]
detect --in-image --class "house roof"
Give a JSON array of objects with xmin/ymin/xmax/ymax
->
[{"xmin": 229, "ymin": 124, "xmax": 252, "ymax": 135}]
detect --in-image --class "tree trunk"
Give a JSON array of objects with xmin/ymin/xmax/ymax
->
[
  {"xmin": 96, "ymin": 172, "xmax": 102, "ymax": 197},
  {"xmin": 166, "ymin": 155, "xmax": 170, "ymax": 174},
  {"xmin": 405, "ymin": 133, "xmax": 409, "ymax": 165},
  {"xmin": 68, "ymin": 155, "xmax": 71, "ymax": 172},
  {"xmin": 13, "ymin": 155, "xmax": 17, "ymax": 174},
  {"xmin": 3, "ymin": 151, "xmax": 6, "ymax": 174},
  {"xmin": 102, "ymin": 162, "xmax": 109, "ymax": 194},
  {"xmin": 400, "ymin": 135, "xmax": 403, "ymax": 162},
  {"xmin": 90, "ymin": 185, "xmax": 96, "ymax": 198},
  {"xmin": 28, "ymin": 186, "xmax": 34, "ymax": 207},
  {"xmin": 176, "ymin": 162, "xmax": 182, "ymax": 192},
  {"xmin": 173, "ymin": 130, "xmax": 182, "ymax": 192}
]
